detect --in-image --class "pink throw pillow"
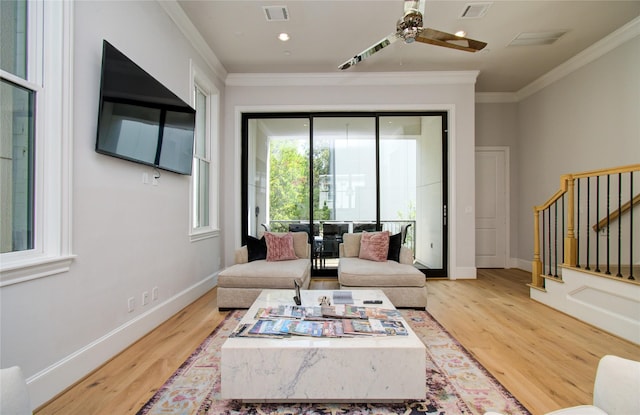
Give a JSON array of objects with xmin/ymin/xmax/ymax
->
[
  {"xmin": 359, "ymin": 231, "xmax": 390, "ymax": 262},
  {"xmin": 265, "ymin": 232, "xmax": 298, "ymax": 262}
]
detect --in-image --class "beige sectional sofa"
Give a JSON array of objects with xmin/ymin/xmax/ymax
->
[
  {"xmin": 217, "ymin": 232, "xmax": 311, "ymax": 309},
  {"xmin": 338, "ymin": 233, "xmax": 427, "ymax": 310}
]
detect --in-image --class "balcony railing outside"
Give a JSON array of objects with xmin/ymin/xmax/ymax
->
[
  {"xmin": 532, "ymin": 164, "xmax": 639, "ymax": 289},
  {"xmin": 262, "ymin": 220, "xmax": 416, "ymax": 270}
]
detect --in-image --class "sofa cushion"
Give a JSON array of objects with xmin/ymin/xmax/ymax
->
[
  {"xmin": 342, "ymin": 233, "xmax": 362, "ymax": 257},
  {"xmin": 265, "ymin": 232, "xmax": 297, "ymax": 261},
  {"xmin": 343, "ymin": 232, "xmax": 403, "ymax": 262},
  {"xmin": 246, "ymin": 235, "xmax": 267, "ymax": 262},
  {"xmin": 359, "ymin": 231, "xmax": 390, "ymax": 262},
  {"xmin": 387, "ymin": 232, "xmax": 402, "ymax": 262},
  {"xmin": 338, "ymin": 257, "xmax": 425, "ymax": 287},
  {"xmin": 218, "ymin": 258, "xmax": 310, "ymax": 289},
  {"xmin": 269, "ymin": 231, "xmax": 309, "ymax": 259}
]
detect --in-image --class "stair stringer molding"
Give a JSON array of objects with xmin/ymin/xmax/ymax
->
[{"xmin": 530, "ymin": 267, "xmax": 640, "ymax": 345}]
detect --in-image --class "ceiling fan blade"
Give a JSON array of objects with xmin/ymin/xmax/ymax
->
[
  {"xmin": 338, "ymin": 33, "xmax": 399, "ymax": 70},
  {"xmin": 416, "ymin": 28, "xmax": 487, "ymax": 52}
]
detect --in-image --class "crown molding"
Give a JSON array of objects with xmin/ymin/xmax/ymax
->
[
  {"xmin": 475, "ymin": 92, "xmax": 519, "ymax": 104},
  {"xmin": 157, "ymin": 0, "xmax": 227, "ymax": 83},
  {"xmin": 225, "ymin": 71, "xmax": 480, "ymax": 87},
  {"xmin": 516, "ymin": 15, "xmax": 640, "ymax": 101},
  {"xmin": 476, "ymin": 16, "xmax": 639, "ymax": 104}
]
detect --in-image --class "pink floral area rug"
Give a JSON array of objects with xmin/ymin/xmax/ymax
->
[{"xmin": 136, "ymin": 310, "xmax": 530, "ymax": 415}]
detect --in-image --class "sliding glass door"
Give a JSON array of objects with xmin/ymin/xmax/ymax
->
[
  {"xmin": 242, "ymin": 112, "xmax": 447, "ymax": 277},
  {"xmin": 379, "ymin": 115, "xmax": 447, "ymax": 276},
  {"xmin": 312, "ymin": 117, "xmax": 377, "ymax": 273}
]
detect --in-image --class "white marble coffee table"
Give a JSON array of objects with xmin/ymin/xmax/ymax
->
[{"xmin": 220, "ymin": 289, "xmax": 426, "ymax": 402}]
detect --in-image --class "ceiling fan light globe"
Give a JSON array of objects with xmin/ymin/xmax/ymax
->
[{"xmin": 402, "ymin": 27, "xmax": 419, "ymax": 43}]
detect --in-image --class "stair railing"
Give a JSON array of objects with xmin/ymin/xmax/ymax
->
[{"xmin": 532, "ymin": 164, "xmax": 640, "ymax": 289}]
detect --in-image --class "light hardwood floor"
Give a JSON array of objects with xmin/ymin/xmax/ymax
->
[{"xmin": 35, "ymin": 269, "xmax": 640, "ymax": 415}]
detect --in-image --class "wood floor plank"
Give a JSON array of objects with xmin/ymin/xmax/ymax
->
[
  {"xmin": 426, "ymin": 268, "xmax": 640, "ymax": 414},
  {"xmin": 35, "ymin": 269, "xmax": 640, "ymax": 415}
]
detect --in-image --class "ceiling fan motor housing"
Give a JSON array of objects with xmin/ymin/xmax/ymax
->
[{"xmin": 397, "ymin": 10, "xmax": 423, "ymax": 42}]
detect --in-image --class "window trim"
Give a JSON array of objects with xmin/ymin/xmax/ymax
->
[
  {"xmin": 0, "ymin": 0, "xmax": 75, "ymax": 287},
  {"xmin": 189, "ymin": 61, "xmax": 220, "ymax": 242}
]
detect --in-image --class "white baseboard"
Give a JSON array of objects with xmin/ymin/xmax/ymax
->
[
  {"xmin": 27, "ymin": 273, "xmax": 218, "ymax": 409},
  {"xmin": 450, "ymin": 267, "xmax": 477, "ymax": 279},
  {"xmin": 514, "ymin": 258, "xmax": 532, "ymax": 272}
]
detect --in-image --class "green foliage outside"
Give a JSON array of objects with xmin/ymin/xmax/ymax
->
[
  {"xmin": 269, "ymin": 139, "xmax": 332, "ymax": 231},
  {"xmin": 268, "ymin": 139, "xmax": 415, "ymax": 238},
  {"xmin": 269, "ymin": 140, "xmax": 308, "ymax": 225}
]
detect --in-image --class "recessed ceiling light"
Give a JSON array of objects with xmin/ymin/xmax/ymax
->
[
  {"xmin": 455, "ymin": 30, "xmax": 467, "ymax": 38},
  {"xmin": 278, "ymin": 32, "xmax": 290, "ymax": 42}
]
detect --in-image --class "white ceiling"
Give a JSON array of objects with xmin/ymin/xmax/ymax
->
[{"xmin": 177, "ymin": 1, "xmax": 640, "ymax": 93}]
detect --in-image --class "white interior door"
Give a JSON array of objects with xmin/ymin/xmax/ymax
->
[{"xmin": 475, "ymin": 148, "xmax": 508, "ymax": 268}]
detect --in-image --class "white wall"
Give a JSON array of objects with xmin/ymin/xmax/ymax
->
[
  {"xmin": 222, "ymin": 74, "xmax": 479, "ymax": 279},
  {"xmin": 516, "ymin": 35, "xmax": 640, "ymax": 267},
  {"xmin": 0, "ymin": 1, "xmax": 224, "ymax": 408},
  {"xmin": 475, "ymin": 102, "xmax": 519, "ymax": 265},
  {"xmin": 475, "ymin": 34, "xmax": 639, "ymax": 270}
]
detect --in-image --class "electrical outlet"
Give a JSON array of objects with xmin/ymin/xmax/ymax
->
[
  {"xmin": 152, "ymin": 286, "xmax": 159, "ymax": 301},
  {"xmin": 142, "ymin": 291, "xmax": 149, "ymax": 306},
  {"xmin": 128, "ymin": 297, "xmax": 135, "ymax": 313}
]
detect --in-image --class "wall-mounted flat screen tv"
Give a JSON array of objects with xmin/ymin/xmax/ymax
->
[{"xmin": 96, "ymin": 40, "xmax": 195, "ymax": 175}]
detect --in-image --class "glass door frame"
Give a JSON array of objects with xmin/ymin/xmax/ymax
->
[{"xmin": 241, "ymin": 111, "xmax": 448, "ymax": 278}]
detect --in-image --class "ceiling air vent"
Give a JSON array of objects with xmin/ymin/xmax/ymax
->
[
  {"xmin": 509, "ymin": 31, "xmax": 568, "ymax": 46},
  {"xmin": 263, "ymin": 5, "xmax": 289, "ymax": 22},
  {"xmin": 460, "ymin": 2, "xmax": 492, "ymax": 19}
]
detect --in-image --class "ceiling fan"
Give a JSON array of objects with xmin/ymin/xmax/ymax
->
[{"xmin": 338, "ymin": 0, "xmax": 487, "ymax": 70}]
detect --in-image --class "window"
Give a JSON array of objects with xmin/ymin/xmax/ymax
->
[
  {"xmin": 0, "ymin": 1, "xmax": 74, "ymax": 285},
  {"xmin": 242, "ymin": 112, "xmax": 449, "ymax": 277},
  {"xmin": 190, "ymin": 64, "xmax": 219, "ymax": 241},
  {"xmin": 0, "ymin": 79, "xmax": 35, "ymax": 254}
]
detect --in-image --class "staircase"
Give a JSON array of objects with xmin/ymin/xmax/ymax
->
[{"xmin": 531, "ymin": 164, "xmax": 640, "ymax": 344}]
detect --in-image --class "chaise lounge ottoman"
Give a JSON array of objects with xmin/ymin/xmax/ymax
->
[
  {"xmin": 338, "ymin": 232, "xmax": 427, "ymax": 310},
  {"xmin": 217, "ymin": 232, "xmax": 311, "ymax": 309}
]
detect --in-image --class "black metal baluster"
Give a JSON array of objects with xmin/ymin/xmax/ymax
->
[
  {"xmin": 562, "ymin": 194, "xmax": 565, "ymax": 266},
  {"xmin": 617, "ymin": 173, "xmax": 622, "ymax": 277},
  {"xmin": 542, "ymin": 209, "xmax": 547, "ymax": 275},
  {"xmin": 548, "ymin": 206, "xmax": 552, "ymax": 276},
  {"xmin": 595, "ymin": 176, "xmax": 601, "ymax": 273},
  {"xmin": 606, "ymin": 174, "xmax": 611, "ymax": 275},
  {"xmin": 576, "ymin": 179, "xmax": 581, "ymax": 268},
  {"xmin": 630, "ymin": 172, "xmax": 635, "ymax": 280},
  {"xmin": 554, "ymin": 201, "xmax": 559, "ymax": 277},
  {"xmin": 585, "ymin": 177, "xmax": 590, "ymax": 270}
]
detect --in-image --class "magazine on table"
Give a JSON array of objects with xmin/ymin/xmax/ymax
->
[
  {"xmin": 319, "ymin": 305, "xmax": 402, "ymax": 321},
  {"xmin": 229, "ymin": 323, "xmax": 289, "ymax": 339},
  {"xmin": 255, "ymin": 304, "xmax": 402, "ymax": 321},
  {"xmin": 253, "ymin": 306, "xmax": 323, "ymax": 320},
  {"xmin": 236, "ymin": 316, "xmax": 407, "ymax": 338}
]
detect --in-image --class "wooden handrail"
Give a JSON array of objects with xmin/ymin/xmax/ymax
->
[
  {"xmin": 535, "ymin": 188, "xmax": 567, "ymax": 212},
  {"xmin": 531, "ymin": 164, "xmax": 640, "ymax": 289},
  {"xmin": 593, "ymin": 193, "xmax": 640, "ymax": 232},
  {"xmin": 535, "ymin": 164, "xmax": 640, "ymax": 213},
  {"xmin": 571, "ymin": 164, "xmax": 640, "ymax": 179}
]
